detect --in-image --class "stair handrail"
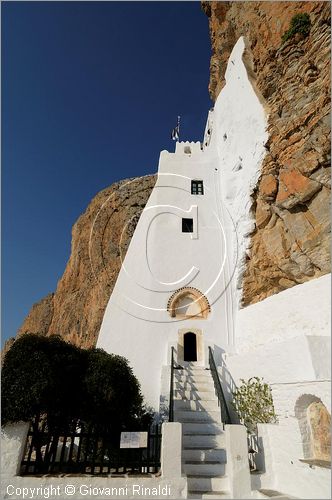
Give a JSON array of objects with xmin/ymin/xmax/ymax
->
[
  {"xmin": 169, "ymin": 346, "xmax": 175, "ymax": 422},
  {"xmin": 208, "ymin": 346, "xmax": 231, "ymax": 425}
]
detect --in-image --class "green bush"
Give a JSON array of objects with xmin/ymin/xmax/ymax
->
[
  {"xmin": 231, "ymin": 377, "xmax": 277, "ymax": 433},
  {"xmin": 282, "ymin": 13, "xmax": 311, "ymax": 43},
  {"xmin": 1, "ymin": 334, "xmax": 85, "ymax": 427},
  {"xmin": 2, "ymin": 334, "xmax": 151, "ymax": 434},
  {"xmin": 81, "ymin": 348, "xmax": 151, "ymax": 433}
]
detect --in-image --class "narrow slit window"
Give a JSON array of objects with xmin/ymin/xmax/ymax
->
[
  {"xmin": 191, "ymin": 180, "xmax": 204, "ymax": 195},
  {"xmin": 182, "ymin": 218, "xmax": 193, "ymax": 233}
]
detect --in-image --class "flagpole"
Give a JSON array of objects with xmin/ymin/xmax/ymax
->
[{"xmin": 177, "ymin": 115, "xmax": 181, "ymax": 142}]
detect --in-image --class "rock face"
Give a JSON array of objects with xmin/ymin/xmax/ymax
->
[
  {"xmin": 11, "ymin": 176, "xmax": 156, "ymax": 349},
  {"xmin": 203, "ymin": 1, "xmax": 331, "ymax": 305}
]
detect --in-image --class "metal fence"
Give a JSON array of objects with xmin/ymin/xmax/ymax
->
[{"xmin": 21, "ymin": 416, "xmax": 162, "ymax": 476}]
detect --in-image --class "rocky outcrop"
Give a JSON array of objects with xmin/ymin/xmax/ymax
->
[
  {"xmin": 5, "ymin": 175, "xmax": 156, "ymax": 351},
  {"xmin": 203, "ymin": 1, "xmax": 331, "ymax": 305}
]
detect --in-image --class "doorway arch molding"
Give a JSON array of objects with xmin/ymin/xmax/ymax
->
[{"xmin": 167, "ymin": 287, "xmax": 211, "ymax": 319}]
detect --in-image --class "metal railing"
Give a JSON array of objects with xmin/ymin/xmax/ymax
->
[
  {"xmin": 247, "ymin": 432, "xmax": 259, "ymax": 471},
  {"xmin": 169, "ymin": 346, "xmax": 175, "ymax": 422},
  {"xmin": 21, "ymin": 415, "xmax": 161, "ymax": 475},
  {"xmin": 208, "ymin": 346, "xmax": 231, "ymax": 426}
]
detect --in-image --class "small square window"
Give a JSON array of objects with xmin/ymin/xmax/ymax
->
[
  {"xmin": 191, "ymin": 180, "xmax": 204, "ymax": 195},
  {"xmin": 182, "ymin": 218, "xmax": 193, "ymax": 233}
]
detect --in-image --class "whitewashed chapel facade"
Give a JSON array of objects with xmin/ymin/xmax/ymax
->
[
  {"xmin": 97, "ymin": 37, "xmax": 268, "ymax": 409},
  {"xmin": 97, "ymin": 138, "xmax": 238, "ymax": 409},
  {"xmin": 97, "ymin": 37, "xmax": 331, "ymax": 498}
]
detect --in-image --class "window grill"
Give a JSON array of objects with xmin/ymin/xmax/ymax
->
[{"xmin": 191, "ymin": 180, "xmax": 204, "ymax": 195}]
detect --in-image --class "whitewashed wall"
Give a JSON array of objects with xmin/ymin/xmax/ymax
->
[
  {"xmin": 254, "ymin": 422, "xmax": 331, "ymax": 499},
  {"xmin": 231, "ymin": 273, "xmax": 331, "ymax": 355},
  {"xmin": 206, "ymin": 36, "xmax": 268, "ymax": 305},
  {"xmin": 223, "ymin": 275, "xmax": 331, "ymax": 499},
  {"xmin": 224, "ymin": 275, "xmax": 331, "ymax": 407},
  {"xmin": 97, "ymin": 143, "xmax": 235, "ymax": 410},
  {"xmin": 97, "ymin": 36, "xmax": 268, "ymax": 411}
]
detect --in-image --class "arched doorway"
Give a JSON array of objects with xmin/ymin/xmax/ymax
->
[{"xmin": 184, "ymin": 332, "xmax": 197, "ymax": 362}]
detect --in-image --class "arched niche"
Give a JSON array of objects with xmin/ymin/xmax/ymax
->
[
  {"xmin": 295, "ymin": 394, "xmax": 331, "ymax": 462},
  {"xmin": 167, "ymin": 287, "xmax": 211, "ymax": 319}
]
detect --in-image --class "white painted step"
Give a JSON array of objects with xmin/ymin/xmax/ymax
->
[
  {"xmin": 183, "ymin": 434, "xmax": 225, "ymax": 448},
  {"xmin": 175, "ymin": 409, "xmax": 221, "ymax": 423},
  {"xmin": 176, "ymin": 363, "xmax": 207, "ymax": 369},
  {"xmin": 179, "ymin": 366, "xmax": 211, "ymax": 371},
  {"xmin": 257, "ymin": 490, "xmax": 298, "ymax": 499},
  {"xmin": 175, "ymin": 373, "xmax": 212, "ymax": 382},
  {"xmin": 175, "ymin": 378, "xmax": 214, "ymax": 386},
  {"xmin": 175, "ymin": 400, "xmax": 219, "ymax": 412},
  {"xmin": 183, "ymin": 448, "xmax": 227, "ymax": 463},
  {"xmin": 176, "ymin": 365, "xmax": 210, "ymax": 371},
  {"xmin": 187, "ymin": 475, "xmax": 229, "ymax": 492},
  {"xmin": 187, "ymin": 491, "xmax": 231, "ymax": 499},
  {"xmin": 182, "ymin": 423, "xmax": 223, "ymax": 435},
  {"xmin": 178, "ymin": 368, "xmax": 211, "ymax": 375},
  {"xmin": 174, "ymin": 390, "xmax": 216, "ymax": 400},
  {"xmin": 174, "ymin": 382, "xmax": 214, "ymax": 391},
  {"xmin": 184, "ymin": 462, "xmax": 226, "ymax": 476}
]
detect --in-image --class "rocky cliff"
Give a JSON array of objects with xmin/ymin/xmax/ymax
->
[
  {"xmin": 8, "ymin": 175, "xmax": 156, "ymax": 350},
  {"xmin": 202, "ymin": 1, "xmax": 330, "ymax": 305}
]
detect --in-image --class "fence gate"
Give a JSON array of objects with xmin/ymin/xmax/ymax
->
[{"xmin": 21, "ymin": 416, "xmax": 161, "ymax": 475}]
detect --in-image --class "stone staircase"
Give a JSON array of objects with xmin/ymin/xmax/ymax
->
[{"xmin": 173, "ymin": 363, "xmax": 231, "ymax": 499}]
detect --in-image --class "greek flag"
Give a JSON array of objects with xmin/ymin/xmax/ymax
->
[{"xmin": 171, "ymin": 116, "xmax": 180, "ymax": 141}]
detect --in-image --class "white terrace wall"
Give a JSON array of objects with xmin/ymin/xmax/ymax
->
[
  {"xmin": 1, "ymin": 423, "xmax": 187, "ymax": 500},
  {"xmin": 225, "ymin": 275, "xmax": 331, "ymax": 408},
  {"xmin": 223, "ymin": 274, "xmax": 331, "ymax": 499},
  {"xmin": 254, "ymin": 422, "xmax": 331, "ymax": 499}
]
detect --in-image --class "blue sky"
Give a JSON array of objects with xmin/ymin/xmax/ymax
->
[{"xmin": 2, "ymin": 1, "xmax": 212, "ymax": 344}]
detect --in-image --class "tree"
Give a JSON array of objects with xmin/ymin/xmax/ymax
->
[
  {"xmin": 81, "ymin": 348, "xmax": 152, "ymax": 435},
  {"xmin": 231, "ymin": 377, "xmax": 277, "ymax": 434},
  {"xmin": 2, "ymin": 334, "xmax": 86, "ymax": 471},
  {"xmin": 2, "ymin": 334, "xmax": 151, "ymax": 435},
  {"xmin": 2, "ymin": 333, "xmax": 85, "ymax": 427}
]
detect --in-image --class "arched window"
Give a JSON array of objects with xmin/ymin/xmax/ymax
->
[
  {"xmin": 295, "ymin": 394, "xmax": 331, "ymax": 462},
  {"xmin": 167, "ymin": 287, "xmax": 211, "ymax": 319}
]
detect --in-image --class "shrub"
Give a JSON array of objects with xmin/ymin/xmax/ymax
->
[
  {"xmin": 81, "ymin": 348, "xmax": 152, "ymax": 433},
  {"xmin": 231, "ymin": 377, "xmax": 277, "ymax": 433},
  {"xmin": 1, "ymin": 334, "xmax": 151, "ymax": 435},
  {"xmin": 282, "ymin": 13, "xmax": 311, "ymax": 43},
  {"xmin": 1, "ymin": 334, "xmax": 85, "ymax": 427}
]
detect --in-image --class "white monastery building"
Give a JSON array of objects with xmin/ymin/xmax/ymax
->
[
  {"xmin": 97, "ymin": 36, "xmax": 268, "ymax": 409},
  {"xmin": 1, "ymin": 35, "xmax": 330, "ymax": 500},
  {"xmin": 96, "ymin": 37, "xmax": 331, "ymax": 499}
]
